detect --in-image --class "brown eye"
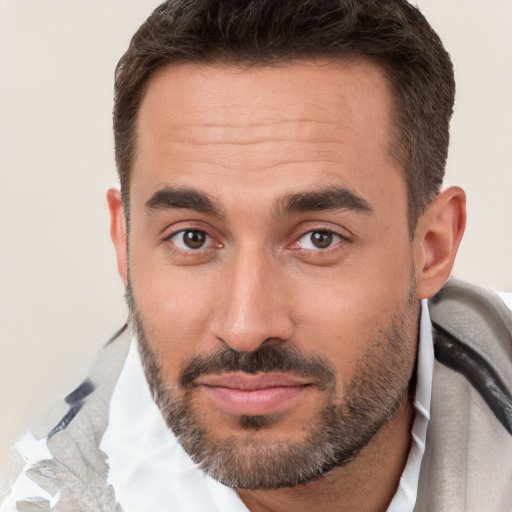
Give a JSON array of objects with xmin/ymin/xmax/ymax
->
[
  {"xmin": 170, "ymin": 230, "xmax": 209, "ymax": 250},
  {"xmin": 311, "ymin": 231, "xmax": 333, "ymax": 248},
  {"xmin": 184, "ymin": 230, "xmax": 206, "ymax": 249},
  {"xmin": 297, "ymin": 230, "xmax": 341, "ymax": 250}
]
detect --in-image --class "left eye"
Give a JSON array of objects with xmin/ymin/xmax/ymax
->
[
  {"xmin": 297, "ymin": 230, "xmax": 342, "ymax": 250},
  {"xmin": 168, "ymin": 230, "xmax": 213, "ymax": 250}
]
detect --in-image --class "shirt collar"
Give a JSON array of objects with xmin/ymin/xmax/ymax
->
[{"xmin": 386, "ymin": 299, "xmax": 434, "ymax": 511}]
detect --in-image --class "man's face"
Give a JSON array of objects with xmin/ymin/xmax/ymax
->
[{"xmin": 125, "ymin": 60, "xmax": 420, "ymax": 488}]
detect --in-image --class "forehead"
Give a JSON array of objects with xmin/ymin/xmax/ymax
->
[
  {"xmin": 131, "ymin": 59, "xmax": 404, "ymax": 214},
  {"xmin": 141, "ymin": 58, "xmax": 390, "ymax": 117}
]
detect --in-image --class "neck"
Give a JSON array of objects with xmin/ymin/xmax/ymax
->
[{"xmin": 238, "ymin": 396, "xmax": 414, "ymax": 512}]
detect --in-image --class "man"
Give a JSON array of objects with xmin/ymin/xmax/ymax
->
[{"xmin": 2, "ymin": 0, "xmax": 512, "ymax": 511}]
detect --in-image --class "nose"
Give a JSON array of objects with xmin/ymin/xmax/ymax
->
[{"xmin": 212, "ymin": 248, "xmax": 294, "ymax": 352}]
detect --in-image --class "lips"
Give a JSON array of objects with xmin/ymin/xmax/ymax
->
[{"xmin": 198, "ymin": 372, "xmax": 312, "ymax": 416}]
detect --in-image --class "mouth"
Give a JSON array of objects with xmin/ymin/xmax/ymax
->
[{"xmin": 197, "ymin": 373, "xmax": 313, "ymax": 416}]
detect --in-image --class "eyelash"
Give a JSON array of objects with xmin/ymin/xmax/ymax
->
[{"xmin": 162, "ymin": 227, "xmax": 349, "ymax": 258}]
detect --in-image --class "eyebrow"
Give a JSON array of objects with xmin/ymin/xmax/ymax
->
[
  {"xmin": 275, "ymin": 186, "xmax": 373, "ymax": 218},
  {"xmin": 145, "ymin": 185, "xmax": 373, "ymax": 219},
  {"xmin": 145, "ymin": 186, "xmax": 222, "ymax": 217}
]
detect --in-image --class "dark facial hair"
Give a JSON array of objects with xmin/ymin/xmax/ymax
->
[{"xmin": 126, "ymin": 279, "xmax": 418, "ymax": 490}]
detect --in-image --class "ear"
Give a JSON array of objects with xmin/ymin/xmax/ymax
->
[
  {"xmin": 107, "ymin": 188, "xmax": 128, "ymax": 286},
  {"xmin": 414, "ymin": 186, "xmax": 466, "ymax": 300}
]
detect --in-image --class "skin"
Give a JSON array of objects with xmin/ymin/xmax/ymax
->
[{"xmin": 108, "ymin": 60, "xmax": 466, "ymax": 511}]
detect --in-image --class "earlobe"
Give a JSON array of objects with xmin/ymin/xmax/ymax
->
[
  {"xmin": 415, "ymin": 186, "xmax": 466, "ymax": 299},
  {"xmin": 106, "ymin": 188, "xmax": 128, "ymax": 285}
]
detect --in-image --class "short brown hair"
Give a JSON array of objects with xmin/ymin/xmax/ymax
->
[{"xmin": 114, "ymin": 0, "xmax": 455, "ymax": 232}]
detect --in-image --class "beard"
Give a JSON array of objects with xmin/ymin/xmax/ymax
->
[{"xmin": 126, "ymin": 279, "xmax": 418, "ymax": 490}]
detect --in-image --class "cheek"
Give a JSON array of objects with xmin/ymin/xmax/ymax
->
[
  {"xmin": 130, "ymin": 262, "xmax": 220, "ymax": 381},
  {"xmin": 292, "ymin": 249, "xmax": 415, "ymax": 379}
]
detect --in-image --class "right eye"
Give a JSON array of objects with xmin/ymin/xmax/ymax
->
[{"xmin": 167, "ymin": 229, "xmax": 214, "ymax": 251}]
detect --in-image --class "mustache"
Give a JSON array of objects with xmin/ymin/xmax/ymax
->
[{"xmin": 178, "ymin": 344, "xmax": 336, "ymax": 392}]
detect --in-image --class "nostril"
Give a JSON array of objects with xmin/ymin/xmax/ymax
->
[{"xmin": 261, "ymin": 336, "xmax": 288, "ymax": 347}]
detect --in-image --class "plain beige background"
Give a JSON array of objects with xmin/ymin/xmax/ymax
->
[{"xmin": 1, "ymin": 0, "xmax": 511, "ymax": 488}]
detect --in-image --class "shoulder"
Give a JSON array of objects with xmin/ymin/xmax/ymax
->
[
  {"xmin": 1, "ymin": 326, "xmax": 130, "ymax": 512},
  {"xmin": 415, "ymin": 279, "xmax": 512, "ymax": 512},
  {"xmin": 428, "ymin": 278, "xmax": 512, "ymax": 433}
]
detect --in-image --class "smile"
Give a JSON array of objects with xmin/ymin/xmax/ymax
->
[{"xmin": 198, "ymin": 373, "xmax": 313, "ymax": 416}]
